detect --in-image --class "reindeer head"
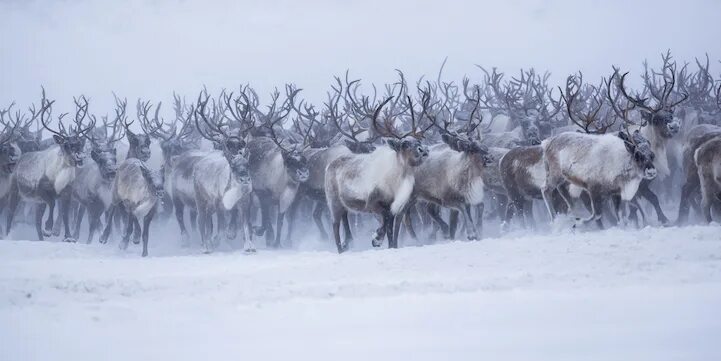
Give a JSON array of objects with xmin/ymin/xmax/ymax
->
[
  {"xmin": 441, "ymin": 132, "xmax": 493, "ymax": 166},
  {"xmin": 0, "ymin": 143, "xmax": 21, "ymax": 174},
  {"xmin": 626, "ymin": 52, "xmax": 689, "ymax": 138},
  {"xmin": 386, "ymin": 137, "xmax": 428, "ymax": 167},
  {"xmin": 196, "ymin": 91, "xmax": 251, "ymax": 161},
  {"xmin": 0, "ymin": 102, "xmax": 29, "ymax": 173},
  {"xmin": 127, "ymin": 130, "xmax": 152, "ymax": 162},
  {"xmin": 619, "ymin": 130, "xmax": 656, "ymax": 180},
  {"xmin": 39, "ymin": 94, "xmax": 94, "ymax": 168},
  {"xmin": 228, "ymin": 155, "xmax": 252, "ymax": 193},
  {"xmin": 518, "ymin": 114, "xmax": 542, "ymax": 145},
  {"xmin": 90, "ymin": 140, "xmax": 118, "ymax": 181}
]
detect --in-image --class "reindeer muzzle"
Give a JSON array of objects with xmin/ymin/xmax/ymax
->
[
  {"xmin": 296, "ymin": 168, "xmax": 310, "ymax": 183},
  {"xmin": 666, "ymin": 121, "xmax": 680, "ymax": 136},
  {"xmin": 644, "ymin": 167, "xmax": 657, "ymax": 180},
  {"xmin": 482, "ymin": 154, "xmax": 494, "ymax": 166}
]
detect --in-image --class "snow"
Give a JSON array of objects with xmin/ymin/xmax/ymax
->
[{"xmin": 2, "ymin": 225, "xmax": 721, "ymax": 360}]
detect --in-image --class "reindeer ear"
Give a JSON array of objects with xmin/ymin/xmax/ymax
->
[
  {"xmin": 53, "ymin": 135, "xmax": 65, "ymax": 145},
  {"xmin": 387, "ymin": 139, "xmax": 402, "ymax": 152}
]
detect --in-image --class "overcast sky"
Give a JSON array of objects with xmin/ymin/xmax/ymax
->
[{"xmin": 1, "ymin": 0, "xmax": 719, "ymax": 117}]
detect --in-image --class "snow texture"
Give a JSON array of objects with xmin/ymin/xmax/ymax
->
[{"xmin": 2, "ymin": 225, "xmax": 720, "ymax": 361}]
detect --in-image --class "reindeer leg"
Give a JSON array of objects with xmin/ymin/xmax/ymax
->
[
  {"xmin": 448, "ymin": 210, "xmax": 460, "ymax": 239},
  {"xmin": 214, "ymin": 208, "xmax": 226, "ymax": 247},
  {"xmin": 312, "ymin": 201, "xmax": 329, "ymax": 241},
  {"xmin": 74, "ymin": 204, "xmax": 86, "ymax": 240},
  {"xmin": 141, "ymin": 206, "xmax": 156, "ymax": 257},
  {"xmin": 189, "ymin": 208, "xmax": 198, "ymax": 234},
  {"xmin": 371, "ymin": 213, "xmax": 387, "ymax": 248},
  {"xmin": 461, "ymin": 204, "xmax": 479, "ymax": 241},
  {"xmin": 426, "ymin": 203, "xmax": 450, "ymax": 239},
  {"xmin": 120, "ymin": 211, "xmax": 134, "ymax": 251},
  {"xmin": 173, "ymin": 196, "xmax": 189, "ymax": 245},
  {"xmin": 131, "ymin": 216, "xmax": 142, "ymax": 244},
  {"xmin": 226, "ymin": 206, "xmax": 239, "ymax": 241},
  {"xmin": 577, "ymin": 189, "xmax": 604, "ymax": 229},
  {"xmin": 86, "ymin": 203, "xmax": 102, "ymax": 244},
  {"xmin": 637, "ymin": 180, "xmax": 669, "ymax": 225},
  {"xmin": 34, "ymin": 203, "xmax": 47, "ymax": 241},
  {"xmin": 341, "ymin": 212, "xmax": 353, "ymax": 248},
  {"xmin": 384, "ymin": 209, "xmax": 397, "ymax": 249},
  {"xmin": 676, "ymin": 176, "xmax": 700, "ymax": 225},
  {"xmin": 44, "ymin": 199, "xmax": 55, "ymax": 237},
  {"xmin": 196, "ymin": 202, "xmax": 211, "ymax": 254},
  {"xmin": 3, "ymin": 183, "xmax": 21, "ymax": 239},
  {"xmin": 60, "ymin": 191, "xmax": 76, "ymax": 242},
  {"xmin": 402, "ymin": 209, "xmax": 419, "ymax": 243},
  {"xmin": 274, "ymin": 209, "xmax": 285, "ymax": 249},
  {"xmin": 283, "ymin": 196, "xmax": 301, "ymax": 244},
  {"xmin": 99, "ymin": 205, "xmax": 116, "ymax": 244}
]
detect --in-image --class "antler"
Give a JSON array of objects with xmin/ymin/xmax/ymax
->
[
  {"xmin": 34, "ymin": 87, "xmax": 67, "ymax": 140},
  {"xmin": 560, "ymin": 72, "xmax": 615, "ymax": 134},
  {"xmin": 71, "ymin": 95, "xmax": 96, "ymax": 139},
  {"xmin": 0, "ymin": 102, "xmax": 33, "ymax": 145},
  {"xmin": 137, "ymin": 99, "xmax": 170, "ymax": 140}
]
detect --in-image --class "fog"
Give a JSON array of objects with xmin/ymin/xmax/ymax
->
[{"xmin": 1, "ymin": 0, "xmax": 720, "ymax": 116}]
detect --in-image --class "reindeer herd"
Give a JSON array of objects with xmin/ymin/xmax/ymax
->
[{"xmin": 1, "ymin": 51, "xmax": 720, "ymax": 256}]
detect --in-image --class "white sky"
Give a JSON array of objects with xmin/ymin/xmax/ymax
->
[{"xmin": 1, "ymin": 0, "xmax": 720, "ymax": 117}]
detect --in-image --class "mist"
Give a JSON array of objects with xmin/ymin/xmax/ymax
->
[{"xmin": 2, "ymin": 0, "xmax": 719, "ymax": 115}]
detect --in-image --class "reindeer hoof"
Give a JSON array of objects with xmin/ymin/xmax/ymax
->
[
  {"xmin": 52, "ymin": 230, "xmax": 61, "ymax": 237},
  {"xmin": 467, "ymin": 235, "xmax": 478, "ymax": 241},
  {"xmin": 63, "ymin": 237, "xmax": 77, "ymax": 243},
  {"xmin": 371, "ymin": 239, "xmax": 382, "ymax": 248},
  {"xmin": 244, "ymin": 248, "xmax": 257, "ymax": 254},
  {"xmin": 142, "ymin": 251, "xmax": 148, "ymax": 257}
]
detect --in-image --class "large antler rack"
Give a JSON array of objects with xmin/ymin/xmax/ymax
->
[{"xmin": 560, "ymin": 71, "xmax": 616, "ymax": 134}]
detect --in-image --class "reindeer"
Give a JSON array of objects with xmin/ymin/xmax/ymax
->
[
  {"xmin": 177, "ymin": 90, "xmax": 256, "ymax": 252},
  {"xmin": 285, "ymin": 75, "xmax": 380, "ymax": 241},
  {"xmin": 0, "ymin": 104, "xmax": 29, "ymax": 235},
  {"xmin": 694, "ymin": 137, "xmax": 721, "ymax": 222},
  {"xmin": 325, "ymin": 94, "xmax": 431, "ymax": 253},
  {"xmin": 99, "ymin": 99, "xmax": 164, "ymax": 256},
  {"xmin": 500, "ymin": 70, "xmax": 621, "ymax": 229},
  {"xmin": 616, "ymin": 56, "xmax": 688, "ymax": 224},
  {"xmin": 5, "ymin": 90, "xmax": 94, "ymax": 241},
  {"xmin": 246, "ymin": 86, "xmax": 310, "ymax": 248},
  {"xmin": 70, "ymin": 96, "xmax": 126, "ymax": 243},
  {"xmin": 398, "ymin": 80, "xmax": 495, "ymax": 241},
  {"xmin": 540, "ymin": 90, "xmax": 657, "ymax": 229},
  {"xmin": 676, "ymin": 124, "xmax": 721, "ymax": 224},
  {"xmin": 192, "ymin": 151, "xmax": 253, "ymax": 252}
]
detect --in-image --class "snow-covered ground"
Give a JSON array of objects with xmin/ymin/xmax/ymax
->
[{"xmin": 1, "ymin": 225, "xmax": 720, "ymax": 361}]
